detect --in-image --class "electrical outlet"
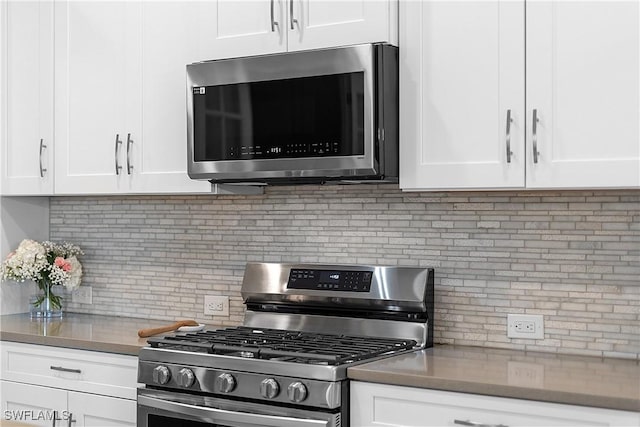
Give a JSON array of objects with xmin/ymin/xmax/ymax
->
[
  {"xmin": 72, "ymin": 286, "xmax": 92, "ymax": 304},
  {"xmin": 507, "ymin": 314, "xmax": 544, "ymax": 339},
  {"xmin": 204, "ymin": 295, "xmax": 229, "ymax": 316}
]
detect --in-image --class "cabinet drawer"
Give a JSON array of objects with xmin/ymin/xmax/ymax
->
[
  {"xmin": 351, "ymin": 382, "xmax": 640, "ymax": 427},
  {"xmin": 1, "ymin": 342, "xmax": 137, "ymax": 400}
]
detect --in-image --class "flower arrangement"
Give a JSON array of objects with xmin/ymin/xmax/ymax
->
[{"xmin": 1, "ymin": 239, "xmax": 83, "ymax": 311}]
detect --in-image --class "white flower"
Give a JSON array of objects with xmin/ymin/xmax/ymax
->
[
  {"xmin": 64, "ymin": 256, "xmax": 83, "ymax": 291},
  {"xmin": 2, "ymin": 240, "xmax": 83, "ymax": 292},
  {"xmin": 1, "ymin": 239, "xmax": 47, "ymax": 282}
]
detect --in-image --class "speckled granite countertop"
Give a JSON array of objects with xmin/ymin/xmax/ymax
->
[
  {"xmin": 348, "ymin": 345, "xmax": 640, "ymax": 412},
  {"xmin": 0, "ymin": 313, "xmax": 201, "ymax": 356}
]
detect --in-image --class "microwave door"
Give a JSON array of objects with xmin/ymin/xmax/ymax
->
[{"xmin": 186, "ymin": 44, "xmax": 379, "ymax": 182}]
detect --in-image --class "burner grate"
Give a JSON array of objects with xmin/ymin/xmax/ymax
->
[{"xmin": 147, "ymin": 326, "xmax": 417, "ymax": 365}]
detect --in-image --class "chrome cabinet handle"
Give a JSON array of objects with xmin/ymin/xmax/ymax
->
[
  {"xmin": 52, "ymin": 410, "xmax": 57, "ymax": 427},
  {"xmin": 290, "ymin": 0, "xmax": 298, "ymax": 30},
  {"xmin": 126, "ymin": 133, "xmax": 134, "ymax": 174},
  {"xmin": 505, "ymin": 109, "xmax": 513, "ymax": 163},
  {"xmin": 454, "ymin": 420, "xmax": 509, "ymax": 427},
  {"xmin": 270, "ymin": 0, "xmax": 279, "ymax": 32},
  {"xmin": 50, "ymin": 365, "xmax": 82, "ymax": 374},
  {"xmin": 532, "ymin": 109, "xmax": 540, "ymax": 164},
  {"xmin": 39, "ymin": 138, "xmax": 47, "ymax": 177},
  {"xmin": 114, "ymin": 134, "xmax": 123, "ymax": 175},
  {"xmin": 67, "ymin": 412, "xmax": 75, "ymax": 427}
]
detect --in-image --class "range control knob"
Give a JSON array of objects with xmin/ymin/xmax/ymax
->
[
  {"xmin": 217, "ymin": 373, "xmax": 236, "ymax": 393},
  {"xmin": 152, "ymin": 365, "xmax": 171, "ymax": 385},
  {"xmin": 260, "ymin": 378, "xmax": 280, "ymax": 399},
  {"xmin": 287, "ymin": 381, "xmax": 308, "ymax": 403},
  {"xmin": 176, "ymin": 368, "xmax": 195, "ymax": 388}
]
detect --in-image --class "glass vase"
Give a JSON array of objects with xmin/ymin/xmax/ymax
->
[{"xmin": 30, "ymin": 281, "xmax": 63, "ymax": 319}]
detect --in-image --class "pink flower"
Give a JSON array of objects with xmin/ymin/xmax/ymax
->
[{"xmin": 55, "ymin": 257, "xmax": 72, "ymax": 272}]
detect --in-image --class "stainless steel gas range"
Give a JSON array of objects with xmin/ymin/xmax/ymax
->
[{"xmin": 137, "ymin": 262, "xmax": 434, "ymax": 427}]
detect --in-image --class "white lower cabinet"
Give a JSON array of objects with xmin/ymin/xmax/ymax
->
[
  {"xmin": 0, "ymin": 342, "xmax": 138, "ymax": 427},
  {"xmin": 1, "ymin": 381, "xmax": 135, "ymax": 427},
  {"xmin": 68, "ymin": 390, "xmax": 136, "ymax": 427},
  {"xmin": 1, "ymin": 381, "xmax": 67, "ymax": 427},
  {"xmin": 350, "ymin": 382, "xmax": 640, "ymax": 427}
]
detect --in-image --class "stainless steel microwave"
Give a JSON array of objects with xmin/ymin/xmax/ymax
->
[{"xmin": 186, "ymin": 43, "xmax": 398, "ymax": 185}]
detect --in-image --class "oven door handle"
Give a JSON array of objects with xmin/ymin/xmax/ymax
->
[{"xmin": 138, "ymin": 395, "xmax": 331, "ymax": 427}]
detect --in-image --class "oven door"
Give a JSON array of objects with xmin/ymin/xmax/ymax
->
[{"xmin": 138, "ymin": 388, "xmax": 341, "ymax": 427}]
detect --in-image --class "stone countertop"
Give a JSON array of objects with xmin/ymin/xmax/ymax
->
[
  {"xmin": 0, "ymin": 312, "xmax": 206, "ymax": 356},
  {"xmin": 348, "ymin": 345, "xmax": 640, "ymax": 412}
]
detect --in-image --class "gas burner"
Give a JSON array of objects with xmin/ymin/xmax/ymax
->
[{"xmin": 147, "ymin": 326, "xmax": 417, "ymax": 365}]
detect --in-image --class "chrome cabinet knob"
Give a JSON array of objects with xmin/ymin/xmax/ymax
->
[
  {"xmin": 287, "ymin": 381, "xmax": 307, "ymax": 402},
  {"xmin": 260, "ymin": 378, "xmax": 280, "ymax": 399},
  {"xmin": 217, "ymin": 373, "xmax": 236, "ymax": 393},
  {"xmin": 152, "ymin": 365, "xmax": 171, "ymax": 385},
  {"xmin": 176, "ymin": 368, "xmax": 195, "ymax": 388}
]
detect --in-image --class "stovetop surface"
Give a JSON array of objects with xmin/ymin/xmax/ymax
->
[{"xmin": 146, "ymin": 326, "xmax": 417, "ymax": 366}]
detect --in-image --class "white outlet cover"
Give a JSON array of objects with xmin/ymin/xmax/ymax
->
[
  {"xmin": 204, "ymin": 295, "xmax": 229, "ymax": 316},
  {"xmin": 72, "ymin": 286, "xmax": 92, "ymax": 304},
  {"xmin": 507, "ymin": 314, "xmax": 544, "ymax": 339}
]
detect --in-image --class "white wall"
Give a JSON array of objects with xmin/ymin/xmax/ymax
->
[{"xmin": 0, "ymin": 196, "xmax": 49, "ymax": 314}]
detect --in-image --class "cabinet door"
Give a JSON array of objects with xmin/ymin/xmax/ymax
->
[
  {"xmin": 54, "ymin": 1, "xmax": 134, "ymax": 194},
  {"xmin": 68, "ymin": 391, "xmax": 136, "ymax": 427},
  {"xmin": 199, "ymin": 0, "xmax": 285, "ymax": 60},
  {"xmin": 351, "ymin": 382, "xmax": 640, "ymax": 427},
  {"xmin": 1, "ymin": 0, "xmax": 54, "ymax": 195},
  {"xmin": 526, "ymin": 1, "xmax": 640, "ymax": 188},
  {"xmin": 125, "ymin": 2, "xmax": 211, "ymax": 194},
  {"xmin": 1, "ymin": 381, "xmax": 67, "ymax": 427},
  {"xmin": 1, "ymin": 342, "xmax": 139, "ymax": 400},
  {"xmin": 287, "ymin": 0, "xmax": 396, "ymax": 52},
  {"xmin": 399, "ymin": 1, "xmax": 525, "ymax": 191}
]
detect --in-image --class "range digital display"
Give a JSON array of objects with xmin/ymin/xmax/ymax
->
[{"xmin": 287, "ymin": 269, "xmax": 373, "ymax": 292}]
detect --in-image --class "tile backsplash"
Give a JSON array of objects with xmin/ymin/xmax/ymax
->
[{"xmin": 50, "ymin": 185, "xmax": 639, "ymax": 359}]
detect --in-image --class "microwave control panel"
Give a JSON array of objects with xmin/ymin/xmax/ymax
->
[{"xmin": 228, "ymin": 142, "xmax": 341, "ymax": 159}]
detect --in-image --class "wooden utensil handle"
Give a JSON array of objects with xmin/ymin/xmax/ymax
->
[{"xmin": 138, "ymin": 320, "xmax": 198, "ymax": 338}]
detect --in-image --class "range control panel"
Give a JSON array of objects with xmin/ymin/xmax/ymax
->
[{"xmin": 287, "ymin": 269, "xmax": 373, "ymax": 292}]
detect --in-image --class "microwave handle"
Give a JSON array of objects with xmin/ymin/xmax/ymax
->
[{"xmin": 138, "ymin": 395, "xmax": 330, "ymax": 427}]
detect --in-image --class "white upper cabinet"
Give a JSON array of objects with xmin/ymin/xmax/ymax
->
[
  {"xmin": 126, "ymin": 2, "xmax": 211, "ymax": 194},
  {"xmin": 399, "ymin": 1, "xmax": 525, "ymax": 190},
  {"xmin": 1, "ymin": 1, "xmax": 54, "ymax": 195},
  {"xmin": 400, "ymin": 0, "xmax": 639, "ymax": 191},
  {"xmin": 201, "ymin": 0, "xmax": 397, "ymax": 61},
  {"xmin": 54, "ymin": 1, "xmax": 131, "ymax": 194},
  {"xmin": 526, "ymin": 1, "xmax": 640, "ymax": 189},
  {"xmin": 200, "ymin": 1, "xmax": 286, "ymax": 60},
  {"xmin": 54, "ymin": 1, "xmax": 211, "ymax": 194},
  {"xmin": 287, "ymin": 0, "xmax": 397, "ymax": 52}
]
